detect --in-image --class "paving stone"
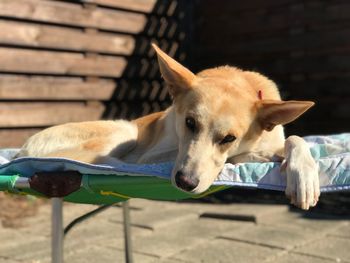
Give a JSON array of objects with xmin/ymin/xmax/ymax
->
[
  {"xmin": 0, "ymin": 205, "xmax": 51, "ymax": 262},
  {"xmin": 65, "ymin": 206, "xmax": 151, "ymax": 238},
  {"xmin": 328, "ymin": 222, "xmax": 350, "ymax": 238},
  {"xmin": 1, "ymin": 199, "xmax": 349, "ymax": 263},
  {"xmin": 65, "ymin": 214, "xmax": 152, "ymax": 253},
  {"xmin": 13, "ymin": 203, "xmax": 51, "ymax": 237},
  {"xmin": 63, "ymin": 202, "xmax": 127, "ymax": 230},
  {"xmin": 0, "ymin": 257, "xmax": 22, "ymax": 263},
  {"xmin": 63, "ymin": 203, "xmax": 113, "ymax": 220},
  {"xmin": 219, "ymin": 224, "xmax": 320, "ymax": 249},
  {"xmin": 91, "ymin": 219, "xmax": 252, "ymax": 258},
  {"xmin": 131, "ymin": 200, "xmax": 289, "ymax": 223},
  {"xmin": 65, "ymin": 244, "xmax": 158, "ymax": 263},
  {"xmin": 151, "ymin": 258, "xmax": 191, "ymax": 263},
  {"xmin": 112, "ymin": 205, "xmax": 199, "ymax": 230},
  {"xmin": 265, "ymin": 252, "xmax": 335, "ymax": 263},
  {"xmin": 0, "ymin": 226, "xmax": 31, "ymax": 242},
  {"xmin": 130, "ymin": 199, "xmax": 178, "ymax": 210},
  {"xmin": 199, "ymin": 217, "xmax": 255, "ymax": 234},
  {"xmin": 174, "ymin": 203, "xmax": 289, "ymax": 224},
  {"xmin": 294, "ymin": 236, "xmax": 350, "ymax": 262},
  {"xmin": 0, "ymin": 227, "xmax": 49, "ymax": 257},
  {"xmin": 0, "ymin": 202, "xmax": 149, "ymax": 263},
  {"xmin": 172, "ymin": 238, "xmax": 281, "ymax": 263},
  {"xmin": 66, "ymin": 222, "xmax": 126, "ymax": 250},
  {"xmin": 260, "ymin": 211, "xmax": 348, "ymax": 232},
  {"xmin": 0, "ymin": 238, "xmax": 50, "ymax": 262},
  {"xmin": 127, "ymin": 218, "xmax": 249, "ymax": 258}
]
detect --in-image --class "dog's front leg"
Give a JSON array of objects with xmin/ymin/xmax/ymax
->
[{"xmin": 283, "ymin": 135, "xmax": 320, "ymax": 210}]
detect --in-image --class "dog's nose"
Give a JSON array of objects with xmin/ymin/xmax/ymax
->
[{"xmin": 175, "ymin": 171, "xmax": 199, "ymax": 192}]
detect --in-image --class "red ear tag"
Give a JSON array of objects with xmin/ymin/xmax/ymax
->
[{"xmin": 258, "ymin": 90, "xmax": 263, "ymax": 100}]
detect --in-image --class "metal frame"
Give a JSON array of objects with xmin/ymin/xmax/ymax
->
[
  {"xmin": 13, "ymin": 175, "xmax": 133, "ymax": 263},
  {"xmin": 51, "ymin": 199, "xmax": 133, "ymax": 263},
  {"xmin": 51, "ymin": 198, "xmax": 63, "ymax": 263},
  {"xmin": 122, "ymin": 201, "xmax": 133, "ymax": 263}
]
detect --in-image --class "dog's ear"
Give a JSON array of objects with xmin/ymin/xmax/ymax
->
[
  {"xmin": 257, "ymin": 100, "xmax": 314, "ymax": 131},
  {"xmin": 152, "ymin": 43, "xmax": 195, "ymax": 97}
]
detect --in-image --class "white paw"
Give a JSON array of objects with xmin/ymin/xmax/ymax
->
[{"xmin": 284, "ymin": 138, "xmax": 320, "ymax": 210}]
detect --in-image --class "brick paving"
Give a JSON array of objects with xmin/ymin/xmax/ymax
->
[{"xmin": 0, "ymin": 199, "xmax": 349, "ymax": 263}]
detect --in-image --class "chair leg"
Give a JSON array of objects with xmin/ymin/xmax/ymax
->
[
  {"xmin": 52, "ymin": 198, "xmax": 64, "ymax": 263},
  {"xmin": 122, "ymin": 200, "xmax": 133, "ymax": 263}
]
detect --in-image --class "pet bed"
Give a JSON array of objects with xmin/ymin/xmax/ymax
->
[{"xmin": 0, "ymin": 134, "xmax": 349, "ymax": 203}]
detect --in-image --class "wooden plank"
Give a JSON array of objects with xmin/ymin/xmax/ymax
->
[
  {"xmin": 0, "ymin": 0, "xmax": 146, "ymax": 33},
  {"xmin": 0, "ymin": 20, "xmax": 135, "ymax": 55},
  {"xmin": 0, "ymin": 102, "xmax": 105, "ymax": 127},
  {"xmin": 0, "ymin": 128, "xmax": 42, "ymax": 148},
  {"xmin": 84, "ymin": 0, "xmax": 157, "ymax": 13},
  {"xmin": 0, "ymin": 75, "xmax": 116, "ymax": 100},
  {"xmin": 0, "ymin": 48, "xmax": 126, "ymax": 77}
]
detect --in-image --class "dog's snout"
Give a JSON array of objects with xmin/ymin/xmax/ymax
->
[{"xmin": 174, "ymin": 171, "xmax": 199, "ymax": 192}]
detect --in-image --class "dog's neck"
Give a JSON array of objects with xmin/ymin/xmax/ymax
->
[{"xmin": 121, "ymin": 107, "xmax": 178, "ymax": 163}]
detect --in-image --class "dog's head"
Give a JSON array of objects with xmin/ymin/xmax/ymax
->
[{"xmin": 152, "ymin": 44, "xmax": 314, "ymax": 194}]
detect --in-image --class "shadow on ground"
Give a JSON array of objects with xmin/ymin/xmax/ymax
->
[{"xmin": 182, "ymin": 188, "xmax": 350, "ymax": 218}]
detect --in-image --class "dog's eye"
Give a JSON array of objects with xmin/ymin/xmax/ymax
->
[
  {"xmin": 219, "ymin": 134, "xmax": 236, "ymax": 145},
  {"xmin": 185, "ymin": 117, "xmax": 196, "ymax": 132}
]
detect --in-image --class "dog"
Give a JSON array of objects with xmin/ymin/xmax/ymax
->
[{"xmin": 17, "ymin": 44, "xmax": 320, "ymax": 210}]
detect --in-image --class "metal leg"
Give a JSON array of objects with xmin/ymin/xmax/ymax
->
[
  {"xmin": 122, "ymin": 200, "xmax": 133, "ymax": 263},
  {"xmin": 52, "ymin": 198, "xmax": 64, "ymax": 263}
]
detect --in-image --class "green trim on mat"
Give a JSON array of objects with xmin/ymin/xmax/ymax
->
[
  {"xmin": 0, "ymin": 173, "xmax": 229, "ymax": 205},
  {"xmin": 64, "ymin": 188, "xmax": 127, "ymax": 204},
  {"xmin": 0, "ymin": 175, "xmax": 18, "ymax": 192}
]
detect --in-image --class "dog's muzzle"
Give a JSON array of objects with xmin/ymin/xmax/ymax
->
[{"xmin": 174, "ymin": 171, "xmax": 199, "ymax": 192}]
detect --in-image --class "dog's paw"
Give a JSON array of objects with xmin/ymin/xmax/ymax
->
[{"xmin": 284, "ymin": 136, "xmax": 320, "ymax": 210}]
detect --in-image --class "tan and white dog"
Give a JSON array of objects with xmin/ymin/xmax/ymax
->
[{"xmin": 18, "ymin": 44, "xmax": 320, "ymax": 210}]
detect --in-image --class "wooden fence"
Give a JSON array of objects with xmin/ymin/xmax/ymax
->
[
  {"xmin": 3, "ymin": 0, "xmax": 347, "ymax": 148},
  {"xmin": 0, "ymin": 0, "xmax": 192, "ymax": 147}
]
